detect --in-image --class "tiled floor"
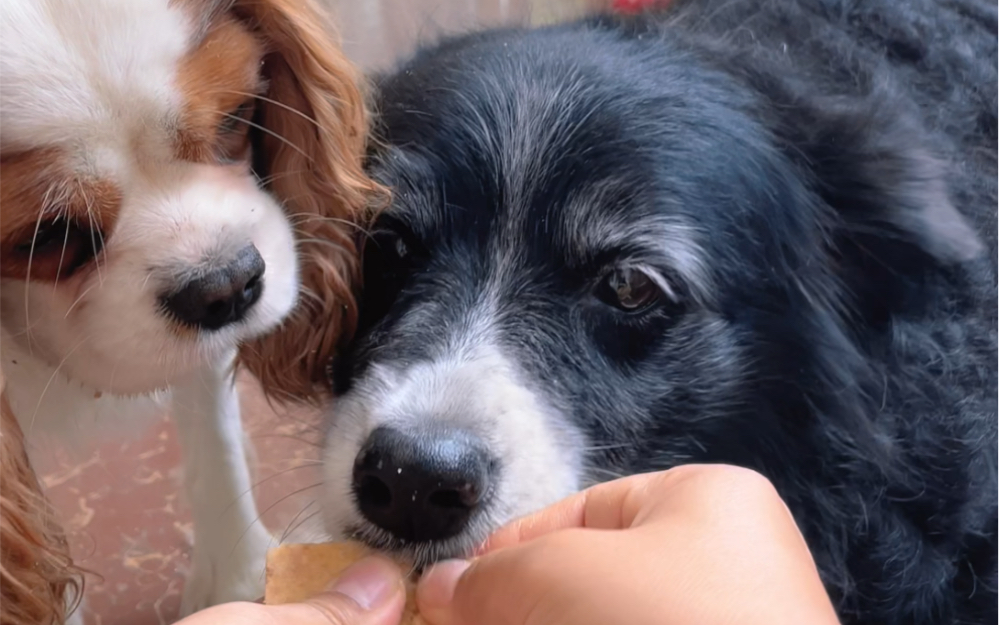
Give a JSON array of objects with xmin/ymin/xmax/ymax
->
[
  {"xmin": 33, "ymin": 374, "xmax": 326, "ymax": 625},
  {"xmin": 27, "ymin": 2, "xmax": 619, "ymax": 623}
]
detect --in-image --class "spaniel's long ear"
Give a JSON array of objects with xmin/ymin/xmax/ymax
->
[
  {"xmin": 1, "ymin": 369, "xmax": 83, "ymax": 625},
  {"xmin": 233, "ymin": 0, "xmax": 386, "ymax": 403}
]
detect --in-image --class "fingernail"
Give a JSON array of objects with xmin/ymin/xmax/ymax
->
[
  {"xmin": 327, "ymin": 556, "xmax": 400, "ymax": 610},
  {"xmin": 417, "ymin": 559, "xmax": 471, "ymax": 610}
]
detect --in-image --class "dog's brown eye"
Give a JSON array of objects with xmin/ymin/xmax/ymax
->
[
  {"xmin": 14, "ymin": 220, "xmax": 64, "ymax": 255},
  {"xmin": 216, "ymin": 99, "xmax": 255, "ymax": 163},
  {"xmin": 596, "ymin": 267, "xmax": 662, "ymax": 312},
  {"xmin": 10, "ymin": 219, "xmax": 102, "ymax": 281}
]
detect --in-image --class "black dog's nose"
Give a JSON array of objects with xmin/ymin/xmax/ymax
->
[
  {"xmin": 162, "ymin": 245, "xmax": 265, "ymax": 330},
  {"xmin": 352, "ymin": 426, "xmax": 493, "ymax": 543}
]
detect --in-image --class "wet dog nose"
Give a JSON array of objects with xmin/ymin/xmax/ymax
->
[
  {"xmin": 162, "ymin": 245, "xmax": 265, "ymax": 330},
  {"xmin": 352, "ymin": 426, "xmax": 493, "ymax": 543}
]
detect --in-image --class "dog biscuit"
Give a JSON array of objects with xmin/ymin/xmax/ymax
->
[{"xmin": 264, "ymin": 542, "xmax": 425, "ymax": 625}]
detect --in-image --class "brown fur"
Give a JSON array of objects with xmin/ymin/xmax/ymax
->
[
  {"xmin": 174, "ymin": 13, "xmax": 266, "ymax": 164},
  {"xmin": 0, "ymin": 148, "xmax": 122, "ymax": 283},
  {"xmin": 0, "ymin": 368, "xmax": 83, "ymax": 625},
  {"xmin": 232, "ymin": 0, "xmax": 387, "ymax": 404}
]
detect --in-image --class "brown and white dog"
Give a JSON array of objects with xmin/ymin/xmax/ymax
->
[{"xmin": 0, "ymin": 0, "xmax": 379, "ymax": 617}]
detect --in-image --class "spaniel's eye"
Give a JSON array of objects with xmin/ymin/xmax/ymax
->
[
  {"xmin": 15, "ymin": 220, "xmax": 65, "ymax": 255},
  {"xmin": 595, "ymin": 266, "xmax": 664, "ymax": 312},
  {"xmin": 216, "ymin": 99, "xmax": 255, "ymax": 163},
  {"xmin": 12, "ymin": 218, "xmax": 102, "ymax": 280}
]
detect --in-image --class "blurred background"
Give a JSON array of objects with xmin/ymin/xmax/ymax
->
[{"xmin": 28, "ymin": 1, "xmax": 607, "ymax": 624}]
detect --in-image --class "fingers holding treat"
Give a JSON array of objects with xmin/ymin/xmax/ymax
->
[{"xmin": 265, "ymin": 542, "xmax": 426, "ymax": 625}]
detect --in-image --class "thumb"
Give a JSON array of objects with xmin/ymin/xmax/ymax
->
[
  {"xmin": 416, "ymin": 531, "xmax": 593, "ymax": 625},
  {"xmin": 271, "ymin": 556, "xmax": 408, "ymax": 625}
]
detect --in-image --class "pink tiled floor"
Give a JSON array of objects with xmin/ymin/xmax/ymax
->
[{"xmin": 32, "ymin": 375, "xmax": 326, "ymax": 625}]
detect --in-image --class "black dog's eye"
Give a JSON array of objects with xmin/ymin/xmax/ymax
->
[
  {"xmin": 365, "ymin": 225, "xmax": 424, "ymax": 282},
  {"xmin": 385, "ymin": 231, "xmax": 410, "ymax": 261},
  {"xmin": 360, "ymin": 225, "xmax": 424, "ymax": 322},
  {"xmin": 368, "ymin": 228, "xmax": 414, "ymax": 265},
  {"xmin": 595, "ymin": 266, "xmax": 663, "ymax": 312}
]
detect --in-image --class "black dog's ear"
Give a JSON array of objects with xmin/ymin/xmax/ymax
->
[
  {"xmin": 794, "ymin": 96, "xmax": 982, "ymax": 265},
  {"xmin": 764, "ymin": 87, "xmax": 985, "ymax": 325}
]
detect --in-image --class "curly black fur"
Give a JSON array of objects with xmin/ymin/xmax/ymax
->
[{"xmin": 338, "ymin": 1, "xmax": 998, "ymax": 623}]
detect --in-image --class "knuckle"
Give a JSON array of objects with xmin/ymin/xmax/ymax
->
[
  {"xmin": 717, "ymin": 465, "xmax": 778, "ymax": 495},
  {"xmin": 660, "ymin": 464, "xmax": 782, "ymax": 511}
]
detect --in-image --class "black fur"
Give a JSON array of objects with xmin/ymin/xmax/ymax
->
[{"xmin": 337, "ymin": 1, "xmax": 998, "ymax": 623}]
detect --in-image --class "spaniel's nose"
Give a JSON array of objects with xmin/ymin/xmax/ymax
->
[{"xmin": 161, "ymin": 245, "xmax": 265, "ymax": 330}]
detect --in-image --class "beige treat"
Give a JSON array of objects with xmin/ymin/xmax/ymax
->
[{"xmin": 264, "ymin": 542, "xmax": 425, "ymax": 625}]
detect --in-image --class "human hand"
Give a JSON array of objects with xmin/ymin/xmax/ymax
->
[
  {"xmin": 175, "ymin": 556, "xmax": 406, "ymax": 625},
  {"xmin": 415, "ymin": 464, "xmax": 840, "ymax": 625}
]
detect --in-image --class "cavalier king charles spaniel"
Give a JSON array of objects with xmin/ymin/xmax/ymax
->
[{"xmin": 0, "ymin": 0, "xmax": 381, "ymax": 619}]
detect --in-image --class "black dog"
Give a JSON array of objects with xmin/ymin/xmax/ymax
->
[{"xmin": 321, "ymin": 1, "xmax": 998, "ymax": 623}]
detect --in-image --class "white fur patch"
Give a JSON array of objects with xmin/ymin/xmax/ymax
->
[
  {"xmin": 322, "ymin": 318, "xmax": 583, "ymax": 559},
  {"xmin": 0, "ymin": 0, "xmax": 188, "ymax": 153}
]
